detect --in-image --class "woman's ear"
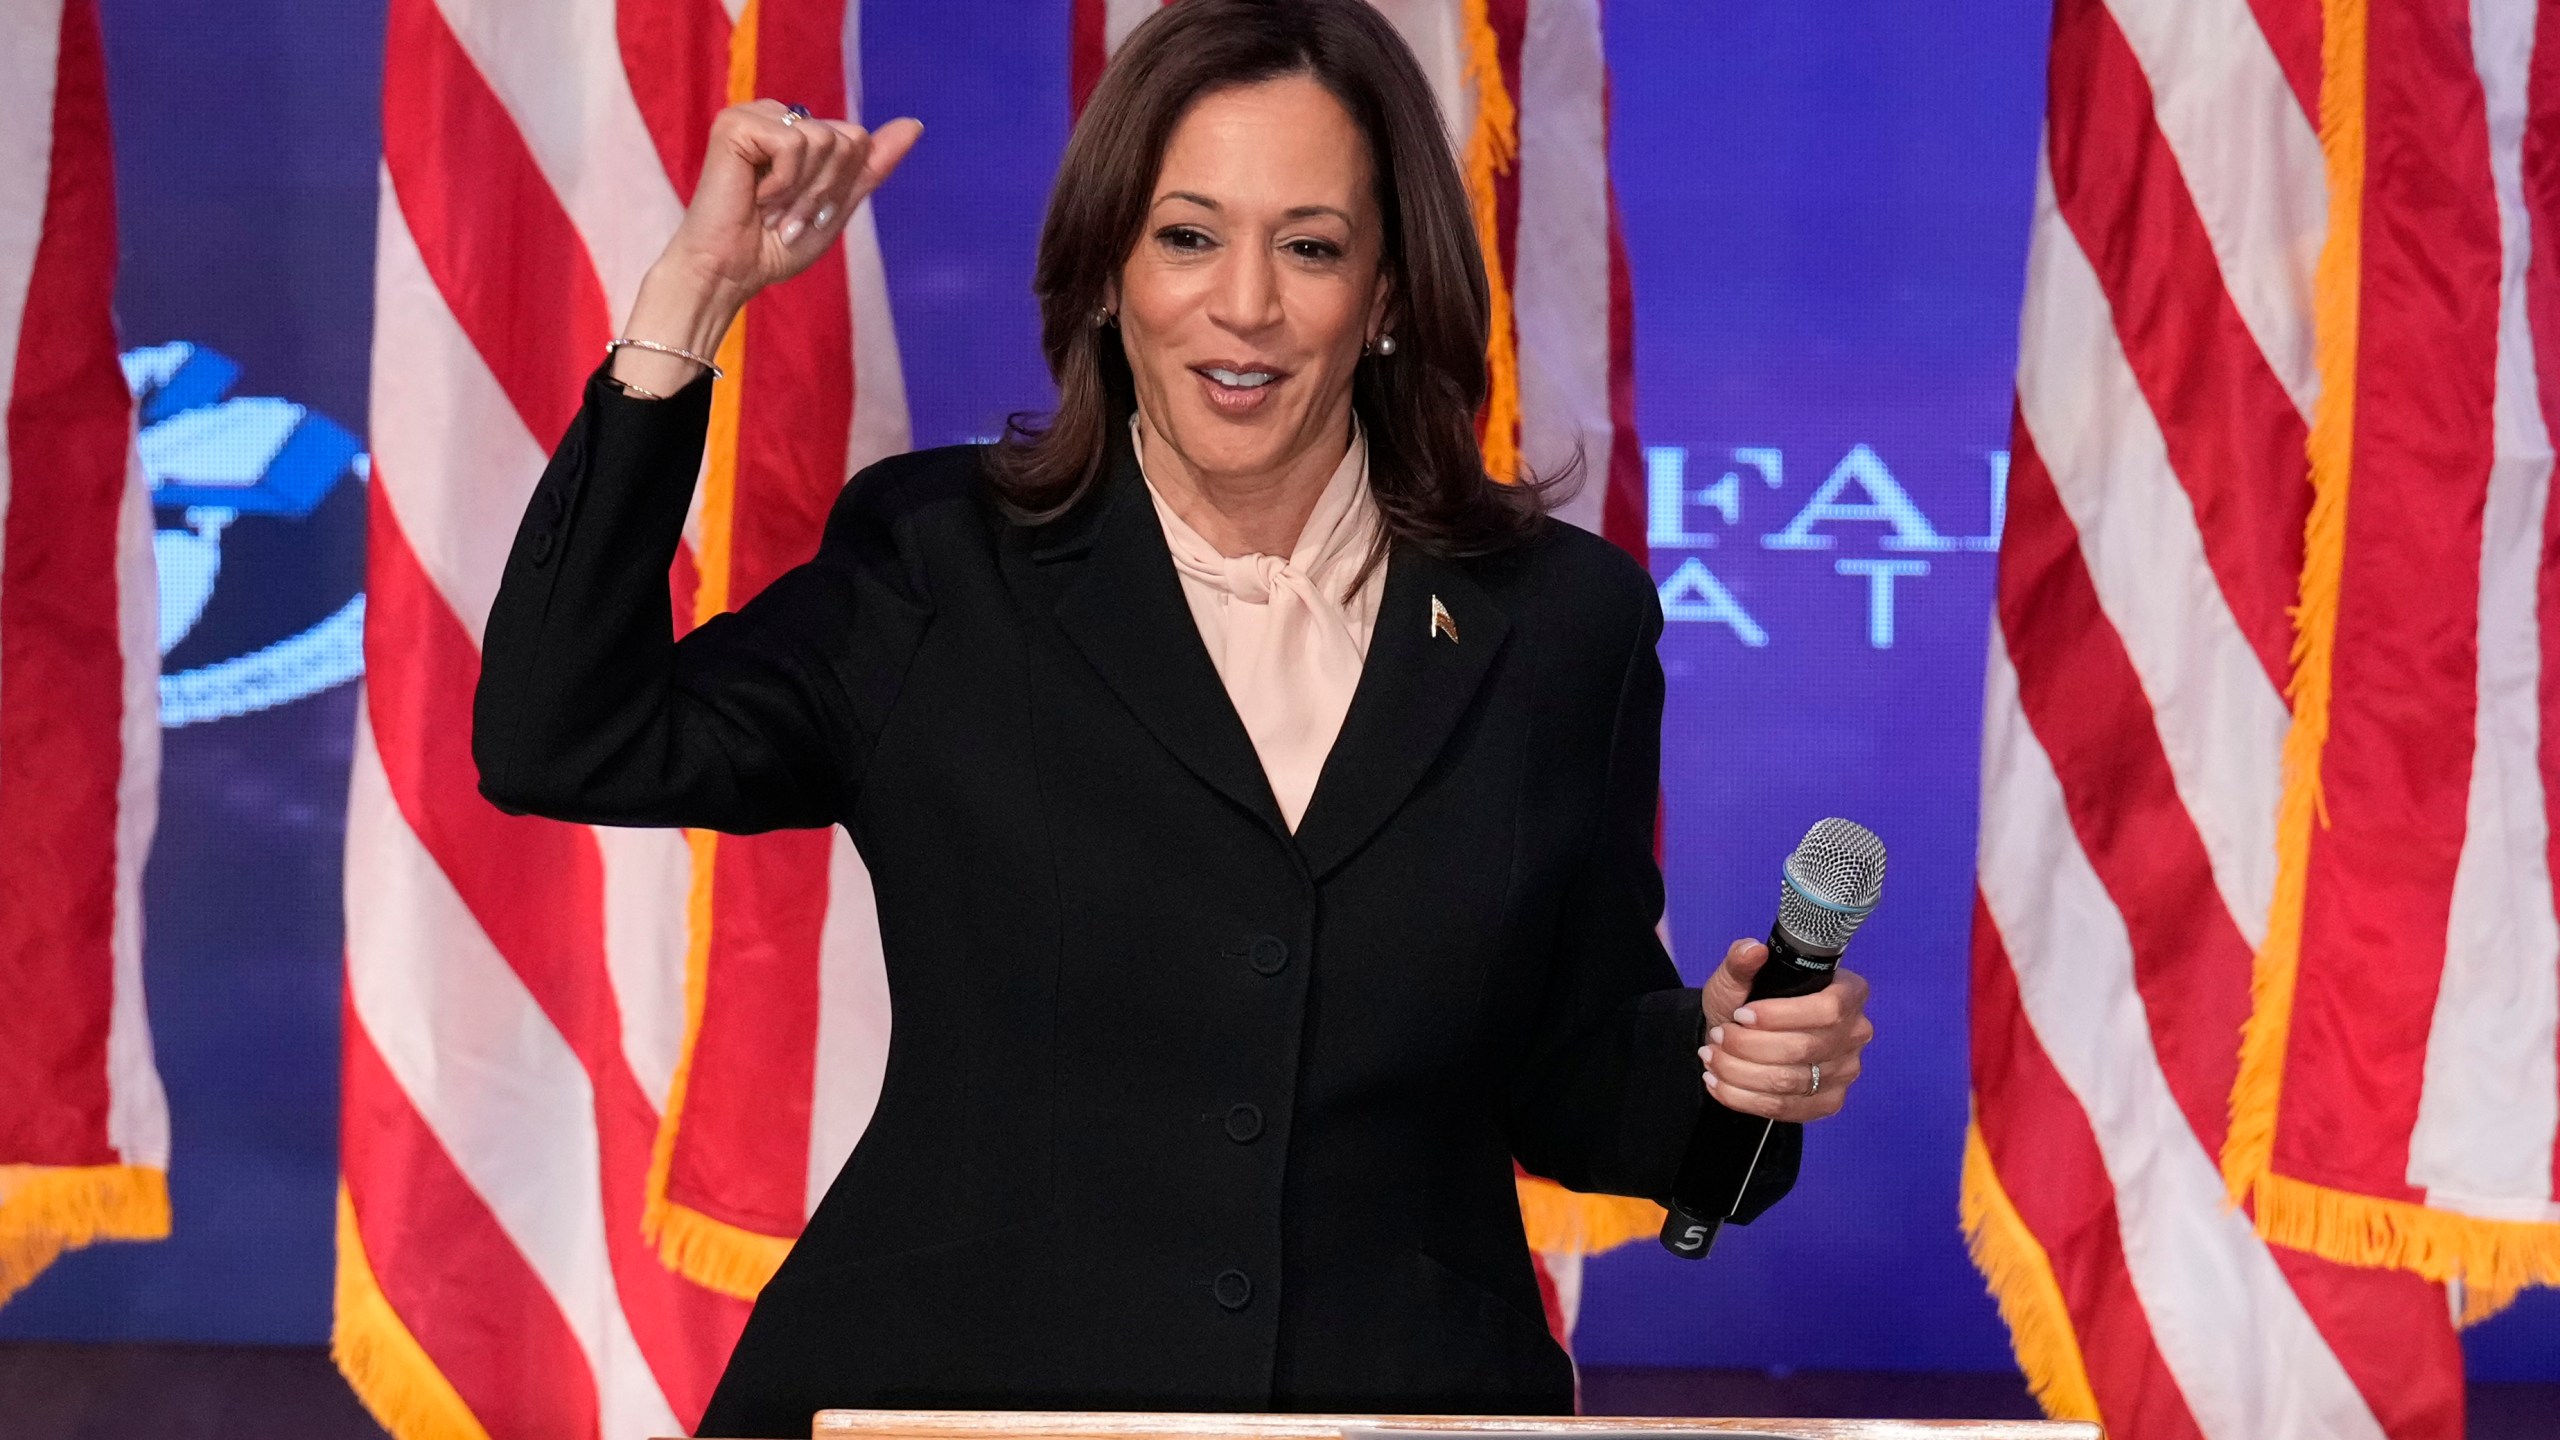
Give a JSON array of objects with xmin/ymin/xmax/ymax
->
[{"xmin": 1366, "ymin": 269, "xmax": 1396, "ymax": 345}]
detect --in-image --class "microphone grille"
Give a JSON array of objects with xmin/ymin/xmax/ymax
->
[{"xmin": 1777, "ymin": 817, "xmax": 1887, "ymax": 954}]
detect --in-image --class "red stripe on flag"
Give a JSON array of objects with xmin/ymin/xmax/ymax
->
[
  {"xmin": 2245, "ymin": 0, "xmax": 2324, "ymax": 125},
  {"xmin": 652, "ymin": 0, "xmax": 863, "ymax": 1241},
  {"xmin": 2045, "ymin": 0, "xmax": 2308, "ymax": 693},
  {"xmin": 1999, "ymin": 426, "xmax": 2255, "ymax": 1148},
  {"xmin": 2266, "ymin": 1245, "xmax": 2465, "ymax": 1440},
  {"xmin": 677, "ymin": 825, "xmax": 829, "ymax": 1238},
  {"xmin": 2524, "ymin": 0, "xmax": 2560, "ymax": 1205},
  {"xmin": 616, "ymin": 0, "xmax": 733, "ymax": 202},
  {"xmin": 1597, "ymin": 186, "xmax": 1646, "ymax": 563},
  {"xmin": 1970, "ymin": 898, "xmax": 2207, "ymax": 1440},
  {"xmin": 2279, "ymin": 0, "xmax": 2500, "ymax": 1206},
  {"xmin": 381, "ymin": 0, "xmax": 614, "ymax": 450},
  {"xmin": 1070, "ymin": 0, "xmax": 1109, "ymax": 120},
  {"xmin": 343, "ymin": 1009, "xmax": 604, "ymax": 1440},
  {"xmin": 736, "ymin": 1, "xmax": 856, "ymax": 603},
  {"xmin": 365, "ymin": 480, "xmax": 747, "ymax": 1421},
  {"xmin": 670, "ymin": 538, "xmax": 705, "ymax": 640},
  {"xmin": 0, "ymin": 0, "xmax": 130, "ymax": 1168}
]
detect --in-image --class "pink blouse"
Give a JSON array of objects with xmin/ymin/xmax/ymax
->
[{"xmin": 1135, "ymin": 416, "xmax": 1387, "ymax": 831}]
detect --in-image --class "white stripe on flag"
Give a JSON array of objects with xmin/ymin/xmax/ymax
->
[
  {"xmin": 2411, "ymin": 0, "xmax": 2560, "ymax": 1221},
  {"xmin": 844, "ymin": 198, "xmax": 912, "ymax": 473},
  {"xmin": 2015, "ymin": 148, "xmax": 2287, "ymax": 949},
  {"xmin": 1102, "ymin": 0, "xmax": 1161, "ymax": 54},
  {"xmin": 1368, "ymin": 0, "xmax": 1472, "ymax": 139},
  {"xmin": 1513, "ymin": 0, "xmax": 1612, "ymax": 535},
  {"xmin": 433, "ymin": 0, "xmax": 685, "ymax": 323},
  {"xmin": 807, "ymin": 826, "xmax": 890, "ymax": 1219},
  {"xmin": 842, "ymin": 0, "xmax": 912, "ymax": 477},
  {"xmin": 369, "ymin": 181, "xmax": 552, "ymax": 645},
  {"xmin": 345, "ymin": 715, "xmax": 683, "ymax": 1440},
  {"xmin": 2103, "ymin": 0, "xmax": 2326, "ymax": 416},
  {"xmin": 0, "ymin": 1, "xmax": 66, "ymax": 653},
  {"xmin": 1978, "ymin": 641, "xmax": 2390, "ymax": 1440},
  {"xmin": 107, "ymin": 440, "xmax": 168, "ymax": 1168},
  {"xmin": 596, "ymin": 826, "xmax": 694, "ymax": 1113}
]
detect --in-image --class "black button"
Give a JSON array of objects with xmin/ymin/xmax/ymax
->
[
  {"xmin": 1224, "ymin": 1103, "xmax": 1264, "ymax": 1143},
  {"xmin": 1212, "ymin": 1268, "xmax": 1253, "ymax": 1310},
  {"xmin": 527, "ymin": 528, "xmax": 556, "ymax": 566},
  {"xmin": 1247, "ymin": 935, "xmax": 1288, "ymax": 975}
]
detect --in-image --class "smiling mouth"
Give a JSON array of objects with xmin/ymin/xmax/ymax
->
[{"xmin": 1195, "ymin": 365, "xmax": 1283, "ymax": 389}]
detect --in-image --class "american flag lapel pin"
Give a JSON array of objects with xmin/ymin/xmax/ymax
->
[{"xmin": 1429, "ymin": 594, "xmax": 1460, "ymax": 643}]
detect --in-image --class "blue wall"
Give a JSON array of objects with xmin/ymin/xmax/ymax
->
[{"xmin": 6, "ymin": 0, "xmax": 2553, "ymax": 1387}]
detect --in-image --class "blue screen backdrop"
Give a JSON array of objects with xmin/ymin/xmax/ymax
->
[{"xmin": 6, "ymin": 0, "xmax": 2554, "ymax": 1387}]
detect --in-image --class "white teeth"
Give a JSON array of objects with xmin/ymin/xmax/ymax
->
[{"xmin": 1204, "ymin": 368, "xmax": 1275, "ymax": 389}]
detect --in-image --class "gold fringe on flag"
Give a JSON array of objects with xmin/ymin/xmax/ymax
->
[
  {"xmin": 1513, "ymin": 1174, "xmax": 1664, "ymax": 1257},
  {"xmin": 2248, "ymin": 1170, "xmax": 2560, "ymax": 1325},
  {"xmin": 1460, "ymin": 0, "xmax": 1522, "ymax": 485},
  {"xmin": 332, "ymin": 1186, "xmax": 492, "ymax": 1440},
  {"xmin": 638, "ymin": 0, "xmax": 798, "ymax": 1303},
  {"xmin": 638, "ymin": 819, "xmax": 795, "ymax": 1302},
  {"xmin": 1958, "ymin": 1117, "xmax": 2103, "ymax": 1424},
  {"xmin": 0, "ymin": 1163, "xmax": 169, "ymax": 1307},
  {"xmin": 2221, "ymin": 0, "xmax": 2365, "ymax": 1219},
  {"xmin": 2214, "ymin": 0, "xmax": 2560, "ymax": 1313}
]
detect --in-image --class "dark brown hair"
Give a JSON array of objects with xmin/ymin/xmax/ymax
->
[{"xmin": 987, "ymin": 0, "xmax": 1557, "ymax": 555}]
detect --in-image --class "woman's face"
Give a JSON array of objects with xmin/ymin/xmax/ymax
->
[{"xmin": 1112, "ymin": 74, "xmax": 1393, "ymax": 490}]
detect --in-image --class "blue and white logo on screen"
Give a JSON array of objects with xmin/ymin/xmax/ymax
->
[
  {"xmin": 125, "ymin": 342, "xmax": 366, "ymax": 728},
  {"xmin": 1642, "ymin": 443, "xmax": 2008, "ymax": 649}
]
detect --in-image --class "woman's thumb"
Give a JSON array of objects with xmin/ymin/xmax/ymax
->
[{"xmin": 1703, "ymin": 937, "xmax": 1767, "ymax": 1027}]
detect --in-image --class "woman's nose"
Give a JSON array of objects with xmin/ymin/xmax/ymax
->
[{"xmin": 1206, "ymin": 246, "xmax": 1283, "ymax": 334}]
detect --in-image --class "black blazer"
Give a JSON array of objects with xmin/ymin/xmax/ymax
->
[{"xmin": 473, "ymin": 368, "xmax": 1798, "ymax": 1435}]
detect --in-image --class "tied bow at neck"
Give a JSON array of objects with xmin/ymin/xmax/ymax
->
[{"xmin": 1134, "ymin": 414, "xmax": 1388, "ymax": 831}]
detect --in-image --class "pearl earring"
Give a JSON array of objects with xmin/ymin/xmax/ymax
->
[
  {"xmin": 1094, "ymin": 306, "xmax": 1115, "ymax": 328},
  {"xmin": 1375, "ymin": 333, "xmax": 1397, "ymax": 356}
]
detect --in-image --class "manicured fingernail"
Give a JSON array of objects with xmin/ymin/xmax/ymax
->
[
  {"xmin": 1702, "ymin": 1070, "xmax": 1720, "ymax": 1089},
  {"xmin": 814, "ymin": 204, "xmax": 836, "ymax": 229},
  {"xmin": 1734, "ymin": 1006, "xmax": 1757, "ymax": 1026},
  {"xmin": 780, "ymin": 217, "xmax": 807, "ymax": 244},
  {"xmin": 762, "ymin": 209, "xmax": 779, "ymax": 230},
  {"xmin": 1708, "ymin": 1026, "xmax": 1725, "ymax": 1047}
]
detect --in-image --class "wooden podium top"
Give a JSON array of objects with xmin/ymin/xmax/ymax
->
[{"xmin": 793, "ymin": 1410, "xmax": 2104, "ymax": 1440}]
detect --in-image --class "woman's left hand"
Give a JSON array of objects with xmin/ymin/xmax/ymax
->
[{"xmin": 1696, "ymin": 938, "xmax": 1873, "ymax": 1122}]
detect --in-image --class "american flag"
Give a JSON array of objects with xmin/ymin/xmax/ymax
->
[
  {"xmin": 0, "ymin": 0, "xmax": 169, "ymax": 1310},
  {"xmin": 1969, "ymin": 0, "xmax": 2557, "ymax": 1435},
  {"xmin": 1078, "ymin": 0, "xmax": 1665, "ymax": 1351},
  {"xmin": 337, "ymin": 0, "xmax": 904, "ymax": 1434}
]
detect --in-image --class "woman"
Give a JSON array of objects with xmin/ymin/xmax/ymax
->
[{"xmin": 474, "ymin": 0, "xmax": 1874, "ymax": 1432}]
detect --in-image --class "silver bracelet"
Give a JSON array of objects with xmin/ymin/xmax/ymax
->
[{"xmin": 606, "ymin": 337, "xmax": 724, "ymax": 379}]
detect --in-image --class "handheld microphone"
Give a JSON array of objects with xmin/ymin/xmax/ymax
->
[{"xmin": 1659, "ymin": 817, "xmax": 1885, "ymax": 1259}]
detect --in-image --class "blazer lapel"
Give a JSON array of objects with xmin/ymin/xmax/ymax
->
[
  {"xmin": 1050, "ymin": 446, "xmax": 1290, "ymax": 839},
  {"xmin": 1293, "ymin": 542, "xmax": 1510, "ymax": 881}
]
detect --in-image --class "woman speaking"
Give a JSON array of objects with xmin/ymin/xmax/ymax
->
[{"xmin": 473, "ymin": 0, "xmax": 1876, "ymax": 1432}]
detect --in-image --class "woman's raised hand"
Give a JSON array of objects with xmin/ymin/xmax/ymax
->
[
  {"xmin": 668, "ymin": 101, "xmax": 923, "ymax": 295},
  {"xmin": 613, "ymin": 101, "xmax": 922, "ymax": 396}
]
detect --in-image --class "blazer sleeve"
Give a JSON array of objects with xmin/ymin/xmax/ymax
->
[
  {"xmin": 472, "ymin": 364, "xmax": 932, "ymax": 833},
  {"xmin": 1503, "ymin": 572, "xmax": 1799, "ymax": 1223}
]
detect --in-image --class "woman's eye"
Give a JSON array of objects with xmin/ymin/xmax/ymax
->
[
  {"xmin": 1157, "ymin": 226, "xmax": 1212, "ymax": 251},
  {"xmin": 1287, "ymin": 239, "xmax": 1343, "ymax": 260}
]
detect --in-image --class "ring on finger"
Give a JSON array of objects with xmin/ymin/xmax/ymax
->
[
  {"xmin": 1807, "ymin": 1062, "xmax": 1822, "ymax": 1096},
  {"xmin": 779, "ymin": 102, "xmax": 813, "ymax": 127}
]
